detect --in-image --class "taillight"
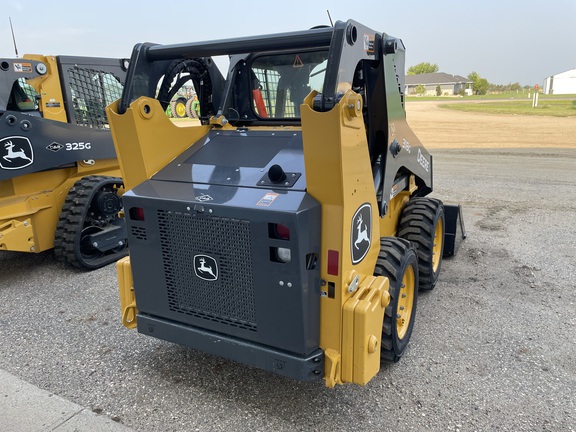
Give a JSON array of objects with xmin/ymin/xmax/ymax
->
[
  {"xmin": 269, "ymin": 223, "xmax": 290, "ymax": 240},
  {"xmin": 327, "ymin": 250, "xmax": 339, "ymax": 276},
  {"xmin": 129, "ymin": 207, "xmax": 145, "ymax": 221}
]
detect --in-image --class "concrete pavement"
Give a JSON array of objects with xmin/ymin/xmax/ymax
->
[{"xmin": 0, "ymin": 369, "xmax": 134, "ymax": 432}]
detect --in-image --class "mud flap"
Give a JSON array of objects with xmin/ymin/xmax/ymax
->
[{"xmin": 443, "ymin": 204, "xmax": 466, "ymax": 257}]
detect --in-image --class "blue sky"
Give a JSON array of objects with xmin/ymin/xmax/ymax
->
[{"xmin": 2, "ymin": 0, "xmax": 575, "ymax": 86}]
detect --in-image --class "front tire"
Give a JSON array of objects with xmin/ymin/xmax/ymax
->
[
  {"xmin": 374, "ymin": 237, "xmax": 419, "ymax": 362},
  {"xmin": 398, "ymin": 198, "xmax": 445, "ymax": 290}
]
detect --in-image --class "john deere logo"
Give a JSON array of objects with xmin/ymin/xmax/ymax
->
[
  {"xmin": 351, "ymin": 203, "xmax": 372, "ymax": 264},
  {"xmin": 194, "ymin": 254, "xmax": 218, "ymax": 281},
  {"xmin": 0, "ymin": 136, "xmax": 34, "ymax": 170}
]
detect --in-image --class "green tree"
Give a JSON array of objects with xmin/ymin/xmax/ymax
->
[
  {"xmin": 468, "ymin": 71, "xmax": 490, "ymax": 95},
  {"xmin": 415, "ymin": 84, "xmax": 426, "ymax": 95},
  {"xmin": 468, "ymin": 71, "xmax": 480, "ymax": 84},
  {"xmin": 408, "ymin": 62, "xmax": 439, "ymax": 75},
  {"xmin": 488, "ymin": 82, "xmax": 524, "ymax": 93},
  {"xmin": 436, "ymin": 84, "xmax": 442, "ymax": 96}
]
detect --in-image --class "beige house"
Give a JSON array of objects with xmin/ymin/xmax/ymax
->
[{"xmin": 405, "ymin": 72, "xmax": 473, "ymax": 96}]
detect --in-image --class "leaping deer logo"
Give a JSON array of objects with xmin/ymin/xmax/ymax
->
[
  {"xmin": 197, "ymin": 257, "xmax": 216, "ymax": 278},
  {"xmin": 354, "ymin": 213, "xmax": 370, "ymax": 250},
  {"xmin": 194, "ymin": 255, "xmax": 218, "ymax": 281},
  {"xmin": 3, "ymin": 140, "xmax": 32, "ymax": 163}
]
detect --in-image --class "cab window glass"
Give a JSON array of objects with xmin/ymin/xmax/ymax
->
[
  {"xmin": 250, "ymin": 51, "xmax": 328, "ymax": 119},
  {"xmin": 7, "ymin": 78, "xmax": 38, "ymax": 111}
]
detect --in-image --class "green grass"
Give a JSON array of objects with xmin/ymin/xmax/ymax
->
[
  {"xmin": 406, "ymin": 92, "xmax": 576, "ymax": 102},
  {"xmin": 439, "ymin": 99, "xmax": 576, "ymax": 117}
]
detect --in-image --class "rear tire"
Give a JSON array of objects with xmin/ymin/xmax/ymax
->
[
  {"xmin": 398, "ymin": 198, "xmax": 445, "ymax": 290},
  {"xmin": 185, "ymin": 98, "xmax": 198, "ymax": 119},
  {"xmin": 374, "ymin": 237, "xmax": 419, "ymax": 362},
  {"xmin": 54, "ymin": 176, "xmax": 127, "ymax": 270}
]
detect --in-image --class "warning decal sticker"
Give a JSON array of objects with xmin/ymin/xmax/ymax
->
[
  {"xmin": 13, "ymin": 63, "xmax": 33, "ymax": 73},
  {"xmin": 293, "ymin": 55, "xmax": 304, "ymax": 68},
  {"xmin": 363, "ymin": 35, "xmax": 375, "ymax": 54},
  {"xmin": 257, "ymin": 192, "xmax": 279, "ymax": 207}
]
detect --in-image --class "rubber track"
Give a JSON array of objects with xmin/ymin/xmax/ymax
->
[
  {"xmin": 54, "ymin": 175, "xmax": 124, "ymax": 270},
  {"xmin": 398, "ymin": 198, "xmax": 443, "ymax": 290},
  {"xmin": 374, "ymin": 237, "xmax": 417, "ymax": 362}
]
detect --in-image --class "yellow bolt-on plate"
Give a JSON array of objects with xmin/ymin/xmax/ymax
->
[{"xmin": 341, "ymin": 274, "xmax": 388, "ymax": 385}]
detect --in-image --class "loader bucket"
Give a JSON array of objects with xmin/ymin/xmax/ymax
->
[{"xmin": 443, "ymin": 204, "xmax": 466, "ymax": 257}]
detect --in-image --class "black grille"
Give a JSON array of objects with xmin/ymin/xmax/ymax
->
[
  {"xmin": 131, "ymin": 226, "xmax": 147, "ymax": 241},
  {"xmin": 157, "ymin": 210, "xmax": 257, "ymax": 331},
  {"xmin": 67, "ymin": 67, "xmax": 123, "ymax": 129}
]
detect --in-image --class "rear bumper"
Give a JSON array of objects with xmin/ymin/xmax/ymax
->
[
  {"xmin": 0, "ymin": 191, "xmax": 54, "ymax": 252},
  {"xmin": 0, "ymin": 218, "xmax": 34, "ymax": 252},
  {"xmin": 137, "ymin": 313, "xmax": 324, "ymax": 382}
]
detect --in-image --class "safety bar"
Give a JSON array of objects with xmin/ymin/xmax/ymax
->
[{"xmin": 146, "ymin": 25, "xmax": 336, "ymax": 61}]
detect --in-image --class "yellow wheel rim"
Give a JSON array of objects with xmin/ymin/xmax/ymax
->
[
  {"xmin": 175, "ymin": 102, "xmax": 186, "ymax": 117},
  {"xmin": 396, "ymin": 264, "xmax": 415, "ymax": 340},
  {"xmin": 432, "ymin": 216, "xmax": 444, "ymax": 272}
]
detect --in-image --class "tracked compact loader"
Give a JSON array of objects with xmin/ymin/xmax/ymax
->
[
  {"xmin": 0, "ymin": 55, "xmax": 129, "ymax": 269},
  {"xmin": 108, "ymin": 20, "xmax": 463, "ymax": 386}
]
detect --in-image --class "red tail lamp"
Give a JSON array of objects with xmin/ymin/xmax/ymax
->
[
  {"xmin": 269, "ymin": 223, "xmax": 290, "ymax": 240},
  {"xmin": 129, "ymin": 207, "xmax": 145, "ymax": 221},
  {"xmin": 328, "ymin": 250, "xmax": 339, "ymax": 276},
  {"xmin": 276, "ymin": 224, "xmax": 290, "ymax": 240}
]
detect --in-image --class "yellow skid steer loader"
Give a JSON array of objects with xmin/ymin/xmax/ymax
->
[
  {"xmin": 0, "ymin": 55, "xmax": 129, "ymax": 269},
  {"xmin": 108, "ymin": 20, "xmax": 464, "ymax": 386}
]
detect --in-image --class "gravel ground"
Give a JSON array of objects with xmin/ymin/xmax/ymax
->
[{"xmin": 1, "ymin": 103, "xmax": 575, "ymax": 431}]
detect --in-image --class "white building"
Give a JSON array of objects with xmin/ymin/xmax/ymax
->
[{"xmin": 543, "ymin": 68, "xmax": 576, "ymax": 95}]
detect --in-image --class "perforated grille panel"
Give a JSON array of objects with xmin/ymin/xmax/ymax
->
[
  {"xmin": 67, "ymin": 67, "xmax": 123, "ymax": 129},
  {"xmin": 131, "ymin": 226, "xmax": 147, "ymax": 241},
  {"xmin": 157, "ymin": 210, "xmax": 257, "ymax": 331}
]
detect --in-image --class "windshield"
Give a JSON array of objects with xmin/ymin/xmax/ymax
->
[
  {"xmin": 6, "ymin": 78, "xmax": 38, "ymax": 112},
  {"xmin": 250, "ymin": 51, "xmax": 328, "ymax": 119}
]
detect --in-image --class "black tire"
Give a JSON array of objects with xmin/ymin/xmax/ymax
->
[
  {"xmin": 185, "ymin": 98, "xmax": 198, "ymax": 119},
  {"xmin": 398, "ymin": 198, "xmax": 445, "ymax": 291},
  {"xmin": 169, "ymin": 101, "xmax": 177, "ymax": 117},
  {"xmin": 374, "ymin": 237, "xmax": 419, "ymax": 362},
  {"xmin": 54, "ymin": 176, "xmax": 127, "ymax": 270},
  {"xmin": 171, "ymin": 97, "xmax": 187, "ymax": 118}
]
